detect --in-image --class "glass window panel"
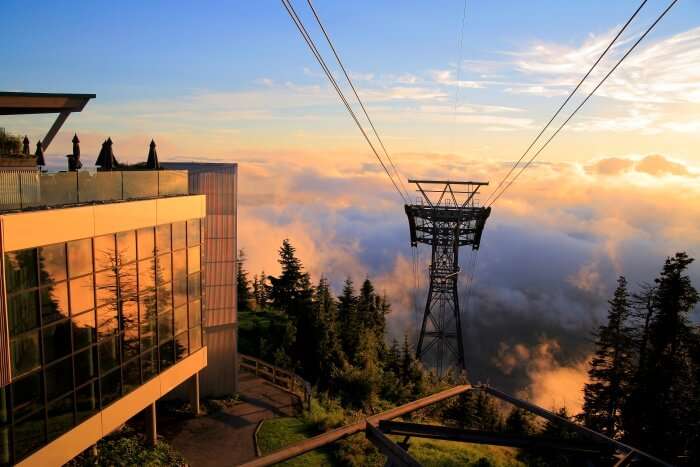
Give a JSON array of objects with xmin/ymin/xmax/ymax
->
[
  {"xmin": 97, "ymin": 306, "xmax": 119, "ymax": 340},
  {"xmin": 159, "ymin": 340, "xmax": 174, "ymax": 371},
  {"xmin": 156, "ymin": 253, "xmax": 171, "ymax": 285},
  {"xmin": 67, "ymin": 238, "xmax": 93, "ymax": 278},
  {"xmin": 11, "ymin": 371, "xmax": 43, "ymax": 420},
  {"xmin": 45, "ymin": 357, "xmax": 73, "ymax": 401},
  {"xmin": 188, "ymin": 299, "xmax": 201, "ymax": 328},
  {"xmin": 139, "ymin": 291, "xmax": 157, "ymax": 325},
  {"xmin": 118, "ymin": 262, "xmax": 137, "ymax": 303},
  {"xmin": 40, "ymin": 283, "xmax": 69, "ymax": 325},
  {"xmin": 141, "ymin": 349, "xmax": 157, "ymax": 382},
  {"xmin": 13, "ymin": 409, "xmax": 45, "ymax": 460},
  {"xmin": 98, "ymin": 336, "xmax": 120, "ymax": 374},
  {"xmin": 43, "ymin": 320, "xmax": 71, "ymax": 363},
  {"xmin": 121, "ymin": 301, "xmax": 139, "ymax": 360},
  {"xmin": 72, "ymin": 310, "xmax": 95, "ymax": 350},
  {"xmin": 100, "ymin": 369, "xmax": 121, "ymax": 407},
  {"xmin": 69, "ymin": 275, "xmax": 94, "ymax": 315},
  {"xmin": 116, "ymin": 230, "xmax": 136, "ymax": 265},
  {"xmin": 137, "ymin": 227, "xmax": 154, "ymax": 260},
  {"xmin": 47, "ymin": 393, "xmax": 75, "ymax": 441},
  {"xmin": 95, "ymin": 269, "xmax": 117, "ymax": 309},
  {"xmin": 172, "ymin": 249, "xmax": 186, "ymax": 280},
  {"xmin": 158, "ymin": 282, "xmax": 172, "ymax": 314},
  {"xmin": 187, "ymin": 219, "xmax": 201, "ymax": 246},
  {"xmin": 140, "ymin": 315, "xmax": 156, "ymax": 352},
  {"xmin": 93, "ymin": 234, "xmax": 116, "ymax": 272},
  {"xmin": 75, "ymin": 382, "xmax": 98, "ymax": 422},
  {"xmin": 187, "ymin": 246, "xmax": 200, "ymax": 274},
  {"xmin": 156, "ymin": 224, "xmax": 171, "ymax": 254},
  {"xmin": 138, "ymin": 258, "xmax": 155, "ymax": 294},
  {"xmin": 121, "ymin": 332, "xmax": 140, "ymax": 363},
  {"xmin": 74, "ymin": 347, "xmax": 96, "ymax": 386},
  {"xmin": 174, "ymin": 304, "xmax": 188, "ymax": 335},
  {"xmin": 4, "ymin": 249, "xmax": 38, "ymax": 294},
  {"xmin": 10, "ymin": 332, "xmax": 40, "ymax": 377},
  {"xmin": 173, "ymin": 278, "xmax": 187, "ymax": 308},
  {"xmin": 190, "ymin": 326, "xmax": 202, "ymax": 352},
  {"xmin": 175, "ymin": 331, "xmax": 189, "ymax": 361},
  {"xmin": 39, "ymin": 243, "xmax": 67, "ymax": 284},
  {"xmin": 158, "ymin": 312, "xmax": 173, "ymax": 345},
  {"xmin": 188, "ymin": 272, "xmax": 201, "ymax": 301},
  {"xmin": 7, "ymin": 290, "xmax": 39, "ymax": 336},
  {"xmin": 122, "ymin": 358, "xmax": 141, "ymax": 394},
  {"xmin": 0, "ymin": 425, "xmax": 8, "ymax": 466},
  {"xmin": 172, "ymin": 221, "xmax": 186, "ymax": 251}
]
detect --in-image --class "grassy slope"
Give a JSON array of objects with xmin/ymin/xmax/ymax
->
[
  {"xmin": 407, "ymin": 438, "xmax": 525, "ymax": 467},
  {"xmin": 257, "ymin": 417, "xmax": 333, "ymax": 466}
]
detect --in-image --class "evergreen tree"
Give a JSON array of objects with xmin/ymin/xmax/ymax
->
[
  {"xmin": 237, "ymin": 249, "xmax": 252, "ymax": 311},
  {"xmin": 310, "ymin": 277, "xmax": 345, "ymax": 388},
  {"xmin": 268, "ymin": 239, "xmax": 304, "ymax": 313},
  {"xmin": 252, "ymin": 270, "xmax": 269, "ymax": 310},
  {"xmin": 582, "ymin": 276, "xmax": 634, "ymax": 438},
  {"xmin": 504, "ymin": 407, "xmax": 534, "ymax": 435},
  {"xmin": 624, "ymin": 252, "xmax": 699, "ymax": 461},
  {"xmin": 338, "ymin": 278, "xmax": 361, "ymax": 363}
]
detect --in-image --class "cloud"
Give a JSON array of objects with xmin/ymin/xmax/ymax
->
[{"xmin": 586, "ymin": 154, "xmax": 695, "ymax": 177}]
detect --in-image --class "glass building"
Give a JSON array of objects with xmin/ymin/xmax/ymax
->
[{"xmin": 0, "ymin": 175, "xmax": 207, "ymax": 466}]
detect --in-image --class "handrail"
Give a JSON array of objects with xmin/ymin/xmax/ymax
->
[{"xmin": 238, "ymin": 353, "xmax": 312, "ymax": 410}]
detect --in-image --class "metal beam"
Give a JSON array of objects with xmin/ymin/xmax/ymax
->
[
  {"xmin": 613, "ymin": 451, "xmax": 636, "ymax": 467},
  {"xmin": 379, "ymin": 421, "xmax": 605, "ymax": 454},
  {"xmin": 366, "ymin": 423, "xmax": 421, "ymax": 467},
  {"xmin": 237, "ymin": 385, "xmax": 471, "ymax": 467},
  {"xmin": 476, "ymin": 385, "xmax": 672, "ymax": 467},
  {"xmin": 0, "ymin": 91, "xmax": 95, "ymax": 115},
  {"xmin": 408, "ymin": 179, "xmax": 489, "ymax": 186},
  {"xmin": 42, "ymin": 110, "xmax": 71, "ymax": 151}
]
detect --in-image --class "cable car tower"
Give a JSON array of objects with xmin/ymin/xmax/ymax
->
[{"xmin": 405, "ymin": 180, "xmax": 491, "ymax": 375}]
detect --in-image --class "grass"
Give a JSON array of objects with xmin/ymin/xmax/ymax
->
[
  {"xmin": 406, "ymin": 438, "xmax": 525, "ymax": 467},
  {"xmin": 256, "ymin": 417, "xmax": 333, "ymax": 466}
]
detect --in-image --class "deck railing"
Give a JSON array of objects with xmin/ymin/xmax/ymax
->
[
  {"xmin": 0, "ymin": 169, "xmax": 189, "ymax": 212},
  {"xmin": 239, "ymin": 353, "xmax": 312, "ymax": 410}
]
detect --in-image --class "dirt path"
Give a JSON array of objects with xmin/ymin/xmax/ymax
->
[{"xmin": 160, "ymin": 371, "xmax": 298, "ymax": 466}]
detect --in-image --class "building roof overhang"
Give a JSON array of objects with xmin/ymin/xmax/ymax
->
[{"xmin": 0, "ymin": 91, "xmax": 95, "ymax": 115}]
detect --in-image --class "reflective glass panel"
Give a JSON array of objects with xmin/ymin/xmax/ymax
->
[
  {"xmin": 159, "ymin": 340, "xmax": 174, "ymax": 371},
  {"xmin": 188, "ymin": 272, "xmax": 201, "ymax": 301},
  {"xmin": 118, "ymin": 262, "xmax": 137, "ymax": 303},
  {"xmin": 158, "ymin": 282, "xmax": 172, "ymax": 313},
  {"xmin": 97, "ymin": 306, "xmax": 119, "ymax": 340},
  {"xmin": 175, "ymin": 331, "xmax": 189, "ymax": 361},
  {"xmin": 116, "ymin": 230, "xmax": 136, "ymax": 265},
  {"xmin": 47, "ymin": 393, "xmax": 75, "ymax": 441},
  {"xmin": 4, "ymin": 249, "xmax": 38, "ymax": 294},
  {"xmin": 40, "ymin": 283, "xmax": 69, "ymax": 325},
  {"xmin": 137, "ymin": 227, "xmax": 154, "ymax": 260},
  {"xmin": 95, "ymin": 269, "xmax": 117, "ymax": 310},
  {"xmin": 94, "ymin": 234, "xmax": 116, "ymax": 272},
  {"xmin": 70, "ymin": 275, "xmax": 94, "ymax": 314},
  {"xmin": 38, "ymin": 243, "xmax": 67, "ymax": 284},
  {"xmin": 13, "ymin": 409, "xmax": 45, "ymax": 459},
  {"xmin": 7, "ymin": 290, "xmax": 39, "ymax": 337},
  {"xmin": 187, "ymin": 246, "xmax": 200, "ymax": 274},
  {"xmin": 172, "ymin": 249, "xmax": 186, "ymax": 279},
  {"xmin": 138, "ymin": 258, "xmax": 155, "ymax": 294},
  {"xmin": 172, "ymin": 221, "xmax": 186, "ymax": 251},
  {"xmin": 141, "ymin": 349, "xmax": 157, "ymax": 382},
  {"xmin": 67, "ymin": 238, "xmax": 93, "ymax": 278},
  {"xmin": 158, "ymin": 312, "xmax": 173, "ymax": 345},
  {"xmin": 156, "ymin": 253, "xmax": 171, "ymax": 285},
  {"xmin": 98, "ymin": 337, "xmax": 120, "ymax": 374},
  {"xmin": 43, "ymin": 320, "xmax": 71, "ymax": 363},
  {"xmin": 123, "ymin": 358, "xmax": 141, "ymax": 394},
  {"xmin": 187, "ymin": 219, "xmax": 200, "ymax": 246},
  {"xmin": 75, "ymin": 382, "xmax": 98, "ymax": 422},
  {"xmin": 45, "ymin": 357, "xmax": 73, "ymax": 401},
  {"xmin": 100, "ymin": 369, "xmax": 121, "ymax": 407},
  {"xmin": 140, "ymin": 315, "xmax": 156, "ymax": 352},
  {"xmin": 121, "ymin": 301, "xmax": 139, "ymax": 360},
  {"xmin": 72, "ymin": 310, "xmax": 95, "ymax": 350},
  {"xmin": 10, "ymin": 332, "xmax": 40, "ymax": 377},
  {"xmin": 188, "ymin": 299, "xmax": 201, "ymax": 328},
  {"xmin": 190, "ymin": 326, "xmax": 202, "ymax": 352},
  {"xmin": 173, "ymin": 278, "xmax": 187, "ymax": 308},
  {"xmin": 156, "ymin": 224, "xmax": 171, "ymax": 254},
  {"xmin": 11, "ymin": 371, "xmax": 43, "ymax": 420},
  {"xmin": 174, "ymin": 304, "xmax": 188, "ymax": 335},
  {"xmin": 74, "ymin": 347, "xmax": 97, "ymax": 386}
]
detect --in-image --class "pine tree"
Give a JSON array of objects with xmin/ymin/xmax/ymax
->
[
  {"xmin": 504, "ymin": 407, "xmax": 534, "ymax": 435},
  {"xmin": 253, "ymin": 270, "xmax": 268, "ymax": 310},
  {"xmin": 624, "ymin": 252, "xmax": 699, "ymax": 460},
  {"xmin": 237, "ymin": 249, "xmax": 252, "ymax": 311},
  {"xmin": 311, "ymin": 277, "xmax": 345, "ymax": 389},
  {"xmin": 338, "ymin": 278, "xmax": 360, "ymax": 363},
  {"xmin": 269, "ymin": 239, "xmax": 304, "ymax": 313},
  {"xmin": 582, "ymin": 276, "xmax": 634, "ymax": 438}
]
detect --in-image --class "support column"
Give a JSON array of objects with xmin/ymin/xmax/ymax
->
[
  {"xmin": 189, "ymin": 372, "xmax": 201, "ymax": 416},
  {"xmin": 145, "ymin": 402, "xmax": 157, "ymax": 447}
]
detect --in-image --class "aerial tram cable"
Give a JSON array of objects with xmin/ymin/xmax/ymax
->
[
  {"xmin": 488, "ymin": 0, "xmax": 678, "ymax": 207},
  {"xmin": 281, "ymin": 0, "xmax": 408, "ymax": 204},
  {"xmin": 484, "ymin": 0, "xmax": 649, "ymax": 206},
  {"xmin": 306, "ymin": 0, "xmax": 411, "ymax": 201}
]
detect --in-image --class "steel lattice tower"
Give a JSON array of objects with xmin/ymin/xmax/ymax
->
[{"xmin": 405, "ymin": 180, "xmax": 491, "ymax": 375}]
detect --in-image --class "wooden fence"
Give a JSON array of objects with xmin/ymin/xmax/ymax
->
[{"xmin": 239, "ymin": 353, "xmax": 312, "ymax": 410}]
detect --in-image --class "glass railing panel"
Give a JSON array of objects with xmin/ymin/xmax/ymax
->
[
  {"xmin": 78, "ymin": 171, "xmax": 122, "ymax": 203},
  {"xmin": 34, "ymin": 172, "xmax": 78, "ymax": 208},
  {"xmin": 158, "ymin": 170, "xmax": 188, "ymax": 196},
  {"xmin": 123, "ymin": 171, "xmax": 158, "ymax": 199}
]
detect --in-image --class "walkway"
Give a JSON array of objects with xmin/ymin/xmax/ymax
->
[{"xmin": 159, "ymin": 370, "xmax": 298, "ymax": 466}]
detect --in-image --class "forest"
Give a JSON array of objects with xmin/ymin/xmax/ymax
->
[{"xmin": 238, "ymin": 241, "xmax": 699, "ymax": 466}]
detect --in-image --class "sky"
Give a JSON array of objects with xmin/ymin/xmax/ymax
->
[{"xmin": 2, "ymin": 0, "xmax": 700, "ymax": 413}]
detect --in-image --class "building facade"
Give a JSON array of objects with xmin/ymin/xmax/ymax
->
[
  {"xmin": 162, "ymin": 162, "xmax": 238, "ymax": 397},
  {"xmin": 0, "ymin": 170, "xmax": 207, "ymax": 466}
]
